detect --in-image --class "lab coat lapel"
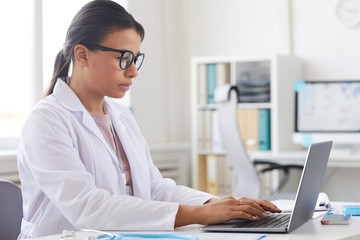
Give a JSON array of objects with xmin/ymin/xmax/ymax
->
[
  {"xmin": 52, "ymin": 80, "xmax": 120, "ymax": 168},
  {"xmin": 104, "ymin": 101, "xmax": 151, "ymax": 200},
  {"xmin": 81, "ymin": 112, "xmax": 119, "ymax": 163}
]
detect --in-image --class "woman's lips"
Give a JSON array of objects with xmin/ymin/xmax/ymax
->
[{"xmin": 119, "ymin": 83, "xmax": 131, "ymax": 91}]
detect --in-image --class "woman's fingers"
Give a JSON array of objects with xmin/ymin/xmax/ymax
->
[
  {"xmin": 233, "ymin": 199, "xmax": 269, "ymax": 220},
  {"xmin": 202, "ymin": 196, "xmax": 278, "ymax": 225},
  {"xmin": 239, "ymin": 198, "xmax": 265, "ymax": 212},
  {"xmin": 250, "ymin": 198, "xmax": 282, "ymax": 213},
  {"xmin": 235, "ymin": 211, "xmax": 259, "ymax": 221}
]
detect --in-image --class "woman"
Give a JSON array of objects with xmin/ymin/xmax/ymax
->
[{"xmin": 17, "ymin": 0, "xmax": 280, "ymax": 238}]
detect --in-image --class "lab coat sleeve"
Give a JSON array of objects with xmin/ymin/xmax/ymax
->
[{"xmin": 20, "ymin": 104, "xmax": 179, "ymax": 231}]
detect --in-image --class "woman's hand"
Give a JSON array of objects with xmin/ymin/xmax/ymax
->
[
  {"xmin": 199, "ymin": 196, "xmax": 279, "ymax": 225},
  {"xmin": 247, "ymin": 197, "xmax": 282, "ymax": 214},
  {"xmin": 175, "ymin": 196, "xmax": 281, "ymax": 227}
]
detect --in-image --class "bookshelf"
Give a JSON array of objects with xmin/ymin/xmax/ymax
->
[{"xmin": 190, "ymin": 55, "xmax": 302, "ymax": 194}]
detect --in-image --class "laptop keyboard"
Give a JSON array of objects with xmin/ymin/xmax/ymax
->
[{"xmin": 233, "ymin": 213, "xmax": 291, "ymax": 229}]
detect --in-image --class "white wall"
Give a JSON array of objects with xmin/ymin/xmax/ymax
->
[
  {"xmin": 292, "ymin": 0, "xmax": 360, "ymax": 79},
  {"xmin": 128, "ymin": 0, "xmax": 169, "ymax": 143}
]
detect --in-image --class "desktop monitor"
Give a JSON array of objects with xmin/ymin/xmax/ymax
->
[{"xmin": 293, "ymin": 80, "xmax": 360, "ymax": 147}]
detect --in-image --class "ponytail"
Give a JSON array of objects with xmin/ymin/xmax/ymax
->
[{"xmin": 43, "ymin": 48, "xmax": 72, "ymax": 97}]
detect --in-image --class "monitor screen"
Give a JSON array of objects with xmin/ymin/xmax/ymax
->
[{"xmin": 295, "ymin": 80, "xmax": 360, "ymax": 133}]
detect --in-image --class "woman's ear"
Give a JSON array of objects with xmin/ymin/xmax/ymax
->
[{"xmin": 73, "ymin": 44, "xmax": 89, "ymax": 66}]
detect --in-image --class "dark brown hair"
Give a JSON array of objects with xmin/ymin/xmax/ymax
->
[{"xmin": 43, "ymin": 0, "xmax": 144, "ymax": 97}]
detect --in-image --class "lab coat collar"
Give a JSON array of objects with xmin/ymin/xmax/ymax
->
[{"xmin": 52, "ymin": 78, "xmax": 85, "ymax": 113}]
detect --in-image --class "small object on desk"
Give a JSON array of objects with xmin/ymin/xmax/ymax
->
[
  {"xmin": 343, "ymin": 205, "xmax": 360, "ymax": 216},
  {"xmin": 321, "ymin": 214, "xmax": 352, "ymax": 225},
  {"xmin": 316, "ymin": 192, "xmax": 331, "ymax": 211},
  {"xmin": 318, "ymin": 201, "xmax": 331, "ymax": 210}
]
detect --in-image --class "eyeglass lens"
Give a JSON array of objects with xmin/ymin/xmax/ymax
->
[{"xmin": 120, "ymin": 52, "xmax": 144, "ymax": 70}]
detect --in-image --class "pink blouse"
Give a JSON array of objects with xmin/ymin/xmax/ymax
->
[{"xmin": 90, "ymin": 112, "xmax": 133, "ymax": 190}]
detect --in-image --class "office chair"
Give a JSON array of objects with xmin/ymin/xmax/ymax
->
[
  {"xmin": 0, "ymin": 179, "xmax": 23, "ymax": 240},
  {"xmin": 214, "ymin": 85, "xmax": 303, "ymax": 199}
]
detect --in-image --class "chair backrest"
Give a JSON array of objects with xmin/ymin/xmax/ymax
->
[
  {"xmin": 215, "ymin": 85, "xmax": 261, "ymax": 198},
  {"xmin": 0, "ymin": 179, "xmax": 23, "ymax": 240}
]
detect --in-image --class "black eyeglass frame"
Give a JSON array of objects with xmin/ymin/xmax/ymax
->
[{"xmin": 85, "ymin": 44, "xmax": 145, "ymax": 70}]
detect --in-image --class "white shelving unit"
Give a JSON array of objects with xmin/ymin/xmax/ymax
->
[{"xmin": 190, "ymin": 55, "xmax": 302, "ymax": 190}]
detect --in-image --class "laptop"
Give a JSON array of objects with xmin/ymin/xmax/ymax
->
[{"xmin": 202, "ymin": 141, "xmax": 333, "ymax": 233}]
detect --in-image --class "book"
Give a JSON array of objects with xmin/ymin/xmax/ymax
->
[
  {"xmin": 198, "ymin": 155, "xmax": 207, "ymax": 192},
  {"xmin": 237, "ymin": 109, "xmax": 259, "ymax": 151},
  {"xmin": 197, "ymin": 110, "xmax": 205, "ymax": 149},
  {"xmin": 197, "ymin": 64, "xmax": 208, "ymax": 105},
  {"xmin": 216, "ymin": 63, "xmax": 230, "ymax": 86},
  {"xmin": 224, "ymin": 157, "xmax": 233, "ymax": 196},
  {"xmin": 211, "ymin": 110, "xmax": 222, "ymax": 151},
  {"xmin": 207, "ymin": 64, "xmax": 217, "ymax": 104},
  {"xmin": 258, "ymin": 109, "xmax": 271, "ymax": 150},
  {"xmin": 217, "ymin": 155, "xmax": 225, "ymax": 196},
  {"xmin": 206, "ymin": 154, "xmax": 219, "ymax": 195},
  {"xmin": 217, "ymin": 156, "xmax": 233, "ymax": 197},
  {"xmin": 197, "ymin": 110, "xmax": 212, "ymax": 150},
  {"xmin": 204, "ymin": 110, "xmax": 212, "ymax": 150}
]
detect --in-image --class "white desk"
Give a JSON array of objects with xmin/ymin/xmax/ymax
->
[{"xmin": 29, "ymin": 201, "xmax": 360, "ymax": 240}]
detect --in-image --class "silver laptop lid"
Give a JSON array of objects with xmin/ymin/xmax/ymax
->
[
  {"xmin": 201, "ymin": 141, "xmax": 332, "ymax": 233},
  {"xmin": 288, "ymin": 141, "xmax": 332, "ymax": 232}
]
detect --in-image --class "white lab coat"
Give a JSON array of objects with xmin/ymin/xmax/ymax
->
[{"xmin": 17, "ymin": 79, "xmax": 214, "ymax": 238}]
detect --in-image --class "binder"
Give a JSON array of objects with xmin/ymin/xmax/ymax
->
[
  {"xmin": 207, "ymin": 64, "xmax": 217, "ymax": 104},
  {"xmin": 217, "ymin": 156, "xmax": 225, "ymax": 196},
  {"xmin": 211, "ymin": 110, "xmax": 222, "ymax": 151},
  {"xmin": 197, "ymin": 64, "xmax": 208, "ymax": 105},
  {"xmin": 237, "ymin": 109, "xmax": 259, "ymax": 151},
  {"xmin": 197, "ymin": 110, "xmax": 212, "ymax": 150},
  {"xmin": 204, "ymin": 110, "xmax": 212, "ymax": 150},
  {"xmin": 206, "ymin": 154, "xmax": 219, "ymax": 195},
  {"xmin": 224, "ymin": 157, "xmax": 233, "ymax": 196},
  {"xmin": 197, "ymin": 155, "xmax": 207, "ymax": 192},
  {"xmin": 217, "ymin": 156, "xmax": 233, "ymax": 196},
  {"xmin": 216, "ymin": 63, "xmax": 230, "ymax": 86},
  {"xmin": 258, "ymin": 109, "xmax": 271, "ymax": 150},
  {"xmin": 197, "ymin": 110, "xmax": 205, "ymax": 150}
]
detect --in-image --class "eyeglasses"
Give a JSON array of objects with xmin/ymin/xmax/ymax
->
[{"xmin": 87, "ymin": 44, "xmax": 145, "ymax": 70}]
